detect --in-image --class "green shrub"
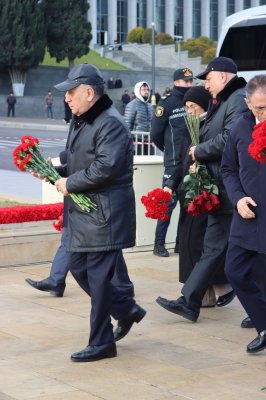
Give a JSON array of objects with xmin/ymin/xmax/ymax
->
[
  {"xmin": 155, "ymin": 32, "xmax": 174, "ymax": 45},
  {"xmin": 127, "ymin": 27, "xmax": 145, "ymax": 43},
  {"xmin": 202, "ymin": 47, "xmax": 216, "ymax": 64},
  {"xmin": 181, "ymin": 36, "xmax": 216, "ymax": 58},
  {"xmin": 142, "ymin": 28, "xmax": 156, "ymax": 44}
]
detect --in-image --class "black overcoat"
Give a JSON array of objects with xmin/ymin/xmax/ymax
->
[
  {"xmin": 221, "ymin": 111, "xmax": 266, "ymax": 253},
  {"xmin": 58, "ymin": 95, "xmax": 136, "ymax": 252}
]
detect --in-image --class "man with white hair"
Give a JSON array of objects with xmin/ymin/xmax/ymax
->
[{"xmin": 156, "ymin": 57, "xmax": 247, "ymax": 321}]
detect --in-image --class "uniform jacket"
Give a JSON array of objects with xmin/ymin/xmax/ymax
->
[
  {"xmin": 194, "ymin": 76, "xmax": 247, "ymax": 212},
  {"xmin": 57, "ymin": 94, "xmax": 136, "ymax": 252},
  {"xmin": 150, "ymin": 86, "xmax": 189, "ymax": 168},
  {"xmin": 221, "ymin": 111, "xmax": 266, "ymax": 253},
  {"xmin": 124, "ymin": 81, "xmax": 153, "ymax": 132}
]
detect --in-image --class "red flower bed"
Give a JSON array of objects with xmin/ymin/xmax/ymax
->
[{"xmin": 0, "ymin": 203, "xmax": 63, "ymax": 224}]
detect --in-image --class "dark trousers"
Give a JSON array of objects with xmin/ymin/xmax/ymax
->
[
  {"xmin": 182, "ymin": 213, "xmax": 232, "ymax": 310},
  {"xmin": 69, "ymin": 250, "xmax": 135, "ymax": 346},
  {"xmin": 225, "ymin": 243, "xmax": 266, "ymax": 333},
  {"xmin": 49, "ymin": 228, "xmax": 134, "ymax": 297},
  {"xmin": 154, "ymin": 167, "xmax": 179, "ymax": 245},
  {"xmin": 7, "ymin": 104, "xmax": 15, "ymax": 117},
  {"xmin": 49, "ymin": 228, "xmax": 69, "ymax": 287}
]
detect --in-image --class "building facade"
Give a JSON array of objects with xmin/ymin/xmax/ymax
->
[{"xmin": 88, "ymin": 0, "xmax": 266, "ymax": 45}]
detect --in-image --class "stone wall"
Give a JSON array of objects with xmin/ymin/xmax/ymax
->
[{"xmin": 0, "ymin": 65, "xmax": 174, "ymax": 118}]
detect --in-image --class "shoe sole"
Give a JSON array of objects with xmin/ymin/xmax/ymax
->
[
  {"xmin": 153, "ymin": 251, "xmax": 169, "ymax": 257},
  {"xmin": 156, "ymin": 299, "xmax": 198, "ymax": 322},
  {"xmin": 71, "ymin": 350, "xmax": 117, "ymax": 362},
  {"xmin": 114, "ymin": 308, "xmax": 147, "ymax": 342},
  {"xmin": 247, "ymin": 345, "xmax": 266, "ymax": 354}
]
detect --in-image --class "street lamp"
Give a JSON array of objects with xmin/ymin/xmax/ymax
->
[
  {"xmin": 151, "ymin": 0, "xmax": 156, "ymax": 105},
  {"xmin": 174, "ymin": 35, "xmax": 183, "ymax": 69}
]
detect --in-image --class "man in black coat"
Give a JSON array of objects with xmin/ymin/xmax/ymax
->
[
  {"xmin": 150, "ymin": 68, "xmax": 193, "ymax": 257},
  {"xmin": 221, "ymin": 74, "xmax": 266, "ymax": 353},
  {"xmin": 156, "ymin": 57, "xmax": 247, "ymax": 322},
  {"xmin": 50, "ymin": 64, "xmax": 146, "ymax": 362}
]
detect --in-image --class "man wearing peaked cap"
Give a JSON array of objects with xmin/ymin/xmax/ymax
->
[
  {"xmin": 150, "ymin": 66, "xmax": 193, "ymax": 258},
  {"xmin": 54, "ymin": 64, "xmax": 105, "ymax": 91},
  {"xmin": 156, "ymin": 57, "xmax": 248, "ymax": 323},
  {"xmin": 32, "ymin": 64, "xmax": 146, "ymax": 362},
  {"xmin": 196, "ymin": 57, "xmax": 237, "ymax": 80}
]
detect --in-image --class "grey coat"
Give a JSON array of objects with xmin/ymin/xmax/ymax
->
[
  {"xmin": 124, "ymin": 98, "xmax": 153, "ymax": 132},
  {"xmin": 194, "ymin": 76, "xmax": 247, "ymax": 212},
  {"xmin": 58, "ymin": 95, "xmax": 136, "ymax": 252}
]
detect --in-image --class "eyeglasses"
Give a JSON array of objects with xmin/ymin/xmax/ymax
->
[{"xmin": 248, "ymin": 101, "xmax": 266, "ymax": 114}]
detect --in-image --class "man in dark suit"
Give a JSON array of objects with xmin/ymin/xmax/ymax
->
[
  {"xmin": 221, "ymin": 74, "xmax": 266, "ymax": 354},
  {"xmin": 156, "ymin": 57, "xmax": 247, "ymax": 321}
]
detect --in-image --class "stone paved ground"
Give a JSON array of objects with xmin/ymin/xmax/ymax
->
[{"xmin": 0, "ymin": 251, "xmax": 266, "ymax": 400}]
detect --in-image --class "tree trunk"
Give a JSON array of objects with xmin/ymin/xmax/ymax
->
[
  {"xmin": 68, "ymin": 59, "xmax": 75, "ymax": 69},
  {"xmin": 8, "ymin": 68, "xmax": 26, "ymax": 96}
]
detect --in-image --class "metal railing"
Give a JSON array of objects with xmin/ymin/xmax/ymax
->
[{"xmin": 131, "ymin": 131, "xmax": 162, "ymax": 156}]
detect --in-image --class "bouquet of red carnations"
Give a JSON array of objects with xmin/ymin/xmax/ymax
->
[
  {"xmin": 52, "ymin": 214, "xmax": 63, "ymax": 232},
  {"xmin": 141, "ymin": 188, "xmax": 172, "ymax": 221},
  {"xmin": 183, "ymin": 113, "xmax": 220, "ymax": 216},
  {"xmin": 12, "ymin": 135, "xmax": 96, "ymax": 213},
  {"xmin": 248, "ymin": 120, "xmax": 266, "ymax": 163}
]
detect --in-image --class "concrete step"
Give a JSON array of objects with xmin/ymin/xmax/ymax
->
[{"xmin": 0, "ymin": 221, "xmax": 60, "ymax": 266}]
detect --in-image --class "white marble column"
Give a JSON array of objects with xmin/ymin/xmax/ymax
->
[
  {"xmin": 201, "ymin": 0, "xmax": 210, "ymax": 37},
  {"xmin": 165, "ymin": 0, "xmax": 175, "ymax": 37},
  {"xmin": 235, "ymin": 0, "xmax": 244, "ymax": 11},
  {"xmin": 183, "ymin": 0, "xmax": 193, "ymax": 39},
  {"xmin": 218, "ymin": 0, "xmax": 228, "ymax": 38},
  {"xmin": 87, "ymin": 0, "xmax": 97, "ymax": 45},
  {"xmin": 108, "ymin": 0, "xmax": 117, "ymax": 44},
  {"xmin": 251, "ymin": 0, "xmax": 260, "ymax": 6},
  {"xmin": 128, "ymin": 0, "xmax": 137, "ymax": 32}
]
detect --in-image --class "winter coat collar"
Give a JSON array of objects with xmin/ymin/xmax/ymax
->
[
  {"xmin": 74, "ymin": 94, "xmax": 113, "ymax": 125},
  {"xmin": 216, "ymin": 76, "xmax": 246, "ymax": 102},
  {"xmin": 172, "ymin": 86, "xmax": 190, "ymax": 97}
]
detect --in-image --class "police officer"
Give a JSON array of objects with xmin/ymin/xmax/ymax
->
[{"xmin": 150, "ymin": 68, "xmax": 193, "ymax": 257}]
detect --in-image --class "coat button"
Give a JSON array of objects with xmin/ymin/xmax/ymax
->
[{"xmin": 71, "ymin": 149, "xmax": 74, "ymax": 153}]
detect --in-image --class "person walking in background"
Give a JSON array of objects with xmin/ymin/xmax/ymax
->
[
  {"xmin": 44, "ymin": 90, "xmax": 54, "ymax": 119},
  {"xmin": 221, "ymin": 74, "xmax": 266, "ymax": 354},
  {"xmin": 6, "ymin": 92, "xmax": 16, "ymax": 117},
  {"xmin": 150, "ymin": 68, "xmax": 193, "ymax": 257},
  {"xmin": 44, "ymin": 63, "xmax": 145, "ymax": 362},
  {"xmin": 124, "ymin": 81, "xmax": 154, "ymax": 155},
  {"xmin": 121, "ymin": 89, "xmax": 131, "ymax": 114},
  {"xmin": 124, "ymin": 81, "xmax": 153, "ymax": 132},
  {"xmin": 156, "ymin": 57, "xmax": 247, "ymax": 321}
]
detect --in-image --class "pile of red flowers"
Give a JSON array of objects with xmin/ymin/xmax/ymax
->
[
  {"xmin": 248, "ymin": 120, "xmax": 266, "ymax": 163},
  {"xmin": 52, "ymin": 214, "xmax": 63, "ymax": 232},
  {"xmin": 182, "ymin": 163, "xmax": 220, "ymax": 216},
  {"xmin": 187, "ymin": 190, "xmax": 220, "ymax": 217},
  {"xmin": 0, "ymin": 203, "xmax": 63, "ymax": 224},
  {"xmin": 141, "ymin": 188, "xmax": 172, "ymax": 221}
]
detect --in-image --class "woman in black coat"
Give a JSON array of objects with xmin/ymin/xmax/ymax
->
[{"xmin": 164, "ymin": 86, "xmax": 230, "ymax": 306}]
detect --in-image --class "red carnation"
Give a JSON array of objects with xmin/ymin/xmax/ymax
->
[{"xmin": 141, "ymin": 188, "xmax": 172, "ymax": 221}]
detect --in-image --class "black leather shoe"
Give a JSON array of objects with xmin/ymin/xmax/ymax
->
[
  {"xmin": 216, "ymin": 290, "xmax": 235, "ymax": 307},
  {"xmin": 114, "ymin": 304, "xmax": 146, "ymax": 342},
  {"xmin": 25, "ymin": 277, "xmax": 65, "ymax": 297},
  {"xmin": 153, "ymin": 244, "xmax": 169, "ymax": 257},
  {"xmin": 71, "ymin": 342, "xmax": 117, "ymax": 362},
  {"xmin": 156, "ymin": 296, "xmax": 199, "ymax": 322},
  {"xmin": 247, "ymin": 331, "xmax": 266, "ymax": 354},
  {"xmin": 241, "ymin": 316, "xmax": 255, "ymax": 329}
]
